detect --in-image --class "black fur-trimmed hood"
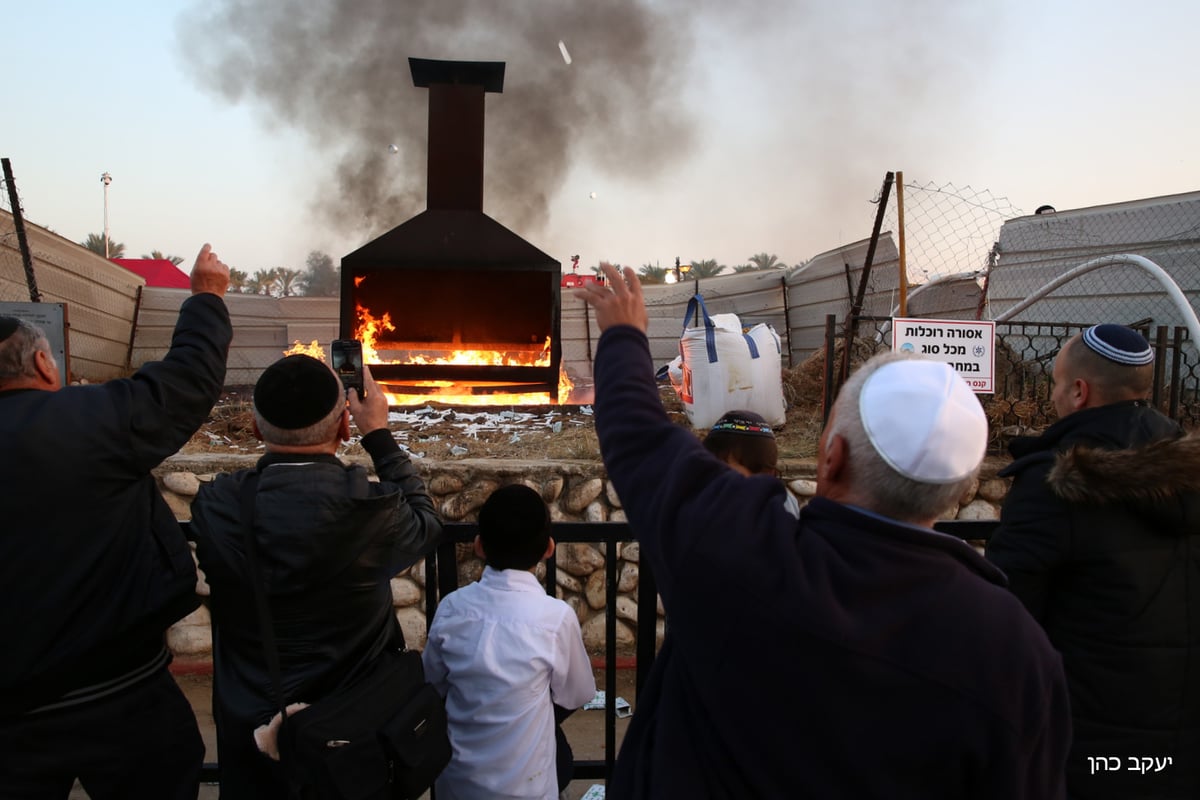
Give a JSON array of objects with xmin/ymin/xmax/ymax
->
[{"xmin": 1048, "ymin": 433, "xmax": 1200, "ymax": 505}]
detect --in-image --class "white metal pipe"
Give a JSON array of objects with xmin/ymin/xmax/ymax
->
[{"xmin": 994, "ymin": 254, "xmax": 1200, "ymax": 355}]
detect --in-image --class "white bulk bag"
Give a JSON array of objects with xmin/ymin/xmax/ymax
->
[{"xmin": 672, "ymin": 295, "xmax": 786, "ymax": 429}]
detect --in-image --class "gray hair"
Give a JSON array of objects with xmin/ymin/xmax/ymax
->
[
  {"xmin": 0, "ymin": 319, "xmax": 56, "ymax": 382},
  {"xmin": 828, "ymin": 351, "xmax": 977, "ymax": 523}
]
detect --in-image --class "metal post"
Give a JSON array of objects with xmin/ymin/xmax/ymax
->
[
  {"xmin": 896, "ymin": 170, "xmax": 907, "ymax": 317},
  {"xmin": 839, "ymin": 171, "xmax": 894, "ymax": 383},
  {"xmin": 2, "ymin": 158, "xmax": 41, "ymax": 301},
  {"xmin": 101, "ymin": 172, "xmax": 112, "ymax": 258}
]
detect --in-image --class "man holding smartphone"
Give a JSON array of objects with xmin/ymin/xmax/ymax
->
[{"xmin": 189, "ymin": 354, "xmax": 443, "ymax": 799}]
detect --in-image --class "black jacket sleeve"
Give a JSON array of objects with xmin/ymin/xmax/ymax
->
[{"xmin": 362, "ymin": 427, "xmax": 444, "ymax": 571}]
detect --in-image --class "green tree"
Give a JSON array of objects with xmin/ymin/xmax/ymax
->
[
  {"xmin": 732, "ymin": 263, "xmax": 757, "ymax": 273},
  {"xmin": 301, "ymin": 250, "xmax": 340, "ymax": 297},
  {"xmin": 747, "ymin": 252, "xmax": 788, "ymax": 271},
  {"xmin": 81, "ymin": 232, "xmax": 125, "ymax": 258},
  {"xmin": 687, "ymin": 259, "xmax": 725, "ymax": 278},
  {"xmin": 141, "ymin": 249, "xmax": 184, "ymax": 266},
  {"xmin": 637, "ymin": 263, "xmax": 668, "ymax": 285}
]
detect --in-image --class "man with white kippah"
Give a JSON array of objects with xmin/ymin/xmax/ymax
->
[
  {"xmin": 987, "ymin": 324, "xmax": 1200, "ymax": 799},
  {"xmin": 576, "ymin": 266, "xmax": 1070, "ymax": 799}
]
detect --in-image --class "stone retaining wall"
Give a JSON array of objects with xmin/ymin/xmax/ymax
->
[{"xmin": 157, "ymin": 454, "xmax": 1012, "ymax": 659}]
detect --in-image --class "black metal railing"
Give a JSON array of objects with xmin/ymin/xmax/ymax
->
[{"xmin": 181, "ymin": 517, "xmax": 997, "ymax": 788}]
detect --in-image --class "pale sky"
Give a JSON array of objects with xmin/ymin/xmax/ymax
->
[{"xmin": 3, "ymin": 0, "xmax": 1197, "ymax": 280}]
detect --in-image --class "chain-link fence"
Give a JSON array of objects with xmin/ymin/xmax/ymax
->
[{"xmin": 881, "ymin": 177, "xmax": 1023, "ymax": 286}]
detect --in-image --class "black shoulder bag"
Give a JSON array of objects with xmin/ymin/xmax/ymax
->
[{"xmin": 240, "ymin": 474, "xmax": 451, "ymax": 800}]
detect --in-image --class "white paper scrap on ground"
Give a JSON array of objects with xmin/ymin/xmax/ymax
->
[
  {"xmin": 580, "ymin": 785, "xmax": 605, "ymax": 800},
  {"xmin": 583, "ymin": 690, "xmax": 631, "ymax": 718}
]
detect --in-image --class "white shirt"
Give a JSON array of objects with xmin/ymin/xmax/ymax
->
[{"xmin": 422, "ymin": 566, "xmax": 596, "ymax": 800}]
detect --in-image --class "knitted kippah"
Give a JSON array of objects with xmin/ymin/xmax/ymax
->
[
  {"xmin": 1081, "ymin": 324, "xmax": 1154, "ymax": 366},
  {"xmin": 253, "ymin": 354, "xmax": 341, "ymax": 430},
  {"xmin": 709, "ymin": 410, "xmax": 775, "ymax": 438},
  {"xmin": 0, "ymin": 316, "xmax": 20, "ymax": 343}
]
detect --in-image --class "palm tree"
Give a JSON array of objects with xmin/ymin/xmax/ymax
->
[
  {"xmin": 81, "ymin": 232, "xmax": 125, "ymax": 258},
  {"xmin": 228, "ymin": 268, "xmax": 250, "ymax": 293},
  {"xmin": 687, "ymin": 259, "xmax": 725, "ymax": 279},
  {"xmin": 142, "ymin": 249, "xmax": 185, "ymax": 266},
  {"xmin": 747, "ymin": 253, "xmax": 788, "ymax": 271},
  {"xmin": 274, "ymin": 268, "xmax": 305, "ymax": 297},
  {"xmin": 637, "ymin": 264, "xmax": 668, "ymax": 285},
  {"xmin": 732, "ymin": 263, "xmax": 757, "ymax": 273},
  {"xmin": 246, "ymin": 270, "xmax": 273, "ymax": 295}
]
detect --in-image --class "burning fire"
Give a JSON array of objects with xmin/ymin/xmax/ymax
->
[
  {"xmin": 284, "ymin": 340, "xmax": 327, "ymax": 359},
  {"xmin": 281, "ymin": 307, "xmax": 574, "ymax": 406}
]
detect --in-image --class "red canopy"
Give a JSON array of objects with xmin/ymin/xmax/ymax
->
[{"xmin": 112, "ymin": 258, "xmax": 191, "ymax": 289}]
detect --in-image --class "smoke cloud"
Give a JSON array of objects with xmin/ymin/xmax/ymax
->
[{"xmin": 179, "ymin": 0, "xmax": 698, "ymax": 240}]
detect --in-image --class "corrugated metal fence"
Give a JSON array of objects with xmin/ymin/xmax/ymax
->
[{"xmin": 0, "ymin": 209, "xmax": 143, "ymax": 381}]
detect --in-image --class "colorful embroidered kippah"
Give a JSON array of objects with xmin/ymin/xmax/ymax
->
[
  {"xmin": 1081, "ymin": 324, "xmax": 1154, "ymax": 366},
  {"xmin": 709, "ymin": 411, "xmax": 775, "ymax": 438}
]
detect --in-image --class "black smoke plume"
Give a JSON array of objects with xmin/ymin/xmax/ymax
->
[{"xmin": 180, "ymin": 0, "xmax": 697, "ymax": 239}]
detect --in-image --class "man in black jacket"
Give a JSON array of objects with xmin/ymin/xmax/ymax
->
[
  {"xmin": 0, "ymin": 244, "xmax": 232, "ymax": 799},
  {"xmin": 190, "ymin": 354, "xmax": 443, "ymax": 799},
  {"xmin": 987, "ymin": 324, "xmax": 1200, "ymax": 799},
  {"xmin": 576, "ymin": 266, "xmax": 1071, "ymax": 799}
]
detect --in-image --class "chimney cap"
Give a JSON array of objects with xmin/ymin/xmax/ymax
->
[{"xmin": 409, "ymin": 58, "xmax": 505, "ymax": 92}]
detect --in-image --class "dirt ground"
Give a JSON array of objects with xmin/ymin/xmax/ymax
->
[{"xmin": 72, "ymin": 669, "xmax": 638, "ymax": 799}]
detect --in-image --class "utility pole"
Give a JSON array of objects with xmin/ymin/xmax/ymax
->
[{"xmin": 2, "ymin": 157, "xmax": 42, "ymax": 301}]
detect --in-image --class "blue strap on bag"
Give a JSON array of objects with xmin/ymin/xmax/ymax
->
[
  {"xmin": 682, "ymin": 295, "xmax": 720, "ymax": 364},
  {"xmin": 682, "ymin": 294, "xmax": 761, "ymax": 362}
]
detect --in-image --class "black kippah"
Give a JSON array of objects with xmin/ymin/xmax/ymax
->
[
  {"xmin": 709, "ymin": 410, "xmax": 775, "ymax": 438},
  {"xmin": 1081, "ymin": 324, "xmax": 1154, "ymax": 366},
  {"xmin": 253, "ymin": 354, "xmax": 341, "ymax": 430},
  {"xmin": 0, "ymin": 316, "xmax": 20, "ymax": 343}
]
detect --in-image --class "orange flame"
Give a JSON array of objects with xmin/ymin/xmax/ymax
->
[
  {"xmin": 283, "ymin": 340, "xmax": 327, "ymax": 360},
  {"xmin": 354, "ymin": 302, "xmax": 572, "ymax": 406}
]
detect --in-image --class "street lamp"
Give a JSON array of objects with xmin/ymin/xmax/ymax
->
[
  {"xmin": 100, "ymin": 172, "xmax": 113, "ymax": 258},
  {"xmin": 674, "ymin": 256, "xmax": 691, "ymax": 283}
]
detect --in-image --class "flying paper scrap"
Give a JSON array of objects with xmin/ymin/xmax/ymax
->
[{"xmin": 558, "ymin": 40, "xmax": 572, "ymax": 65}]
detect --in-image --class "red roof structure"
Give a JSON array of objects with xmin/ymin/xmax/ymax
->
[{"xmin": 111, "ymin": 258, "xmax": 191, "ymax": 289}]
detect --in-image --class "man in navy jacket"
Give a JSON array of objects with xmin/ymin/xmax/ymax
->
[
  {"xmin": 576, "ymin": 266, "xmax": 1071, "ymax": 799},
  {"xmin": 0, "ymin": 244, "xmax": 231, "ymax": 799}
]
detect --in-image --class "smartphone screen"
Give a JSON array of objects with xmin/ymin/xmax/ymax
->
[{"xmin": 330, "ymin": 339, "xmax": 364, "ymax": 400}]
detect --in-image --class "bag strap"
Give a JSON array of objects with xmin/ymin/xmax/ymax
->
[
  {"xmin": 742, "ymin": 332, "xmax": 760, "ymax": 359},
  {"xmin": 682, "ymin": 295, "xmax": 720, "ymax": 364},
  {"xmin": 239, "ymin": 473, "xmax": 289, "ymax": 720}
]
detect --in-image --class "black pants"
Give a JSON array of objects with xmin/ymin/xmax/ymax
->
[
  {"xmin": 554, "ymin": 703, "xmax": 576, "ymax": 792},
  {"xmin": 0, "ymin": 667, "xmax": 204, "ymax": 800}
]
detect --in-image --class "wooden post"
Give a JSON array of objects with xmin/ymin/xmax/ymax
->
[{"xmin": 896, "ymin": 171, "xmax": 907, "ymax": 317}]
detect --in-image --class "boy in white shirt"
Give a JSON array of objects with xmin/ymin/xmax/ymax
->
[{"xmin": 422, "ymin": 484, "xmax": 597, "ymax": 800}]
